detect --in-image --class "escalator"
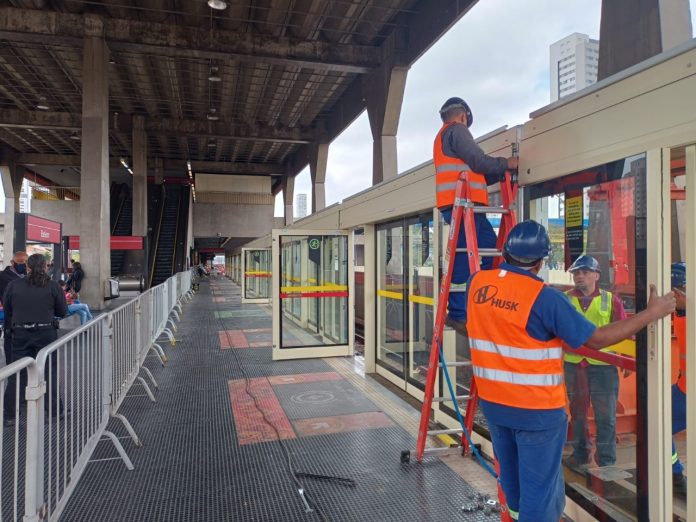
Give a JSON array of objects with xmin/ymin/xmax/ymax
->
[
  {"xmin": 149, "ymin": 185, "xmax": 183, "ymax": 287},
  {"xmin": 110, "ymin": 185, "xmax": 132, "ymax": 276}
]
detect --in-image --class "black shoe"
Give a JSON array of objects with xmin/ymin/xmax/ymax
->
[
  {"xmin": 445, "ymin": 315, "xmax": 468, "ymax": 336},
  {"xmin": 674, "ymin": 472, "xmax": 687, "ymax": 499}
]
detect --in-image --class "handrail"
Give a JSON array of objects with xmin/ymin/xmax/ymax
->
[
  {"xmin": 148, "ymin": 185, "xmax": 166, "ymax": 288},
  {"xmin": 169, "ymin": 189, "xmax": 182, "ymax": 276},
  {"xmin": 111, "ymin": 185, "xmax": 127, "ymax": 235}
]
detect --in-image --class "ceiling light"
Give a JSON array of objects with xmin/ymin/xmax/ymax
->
[
  {"xmin": 69, "ymin": 131, "xmax": 80, "ymax": 141},
  {"xmin": 36, "ymin": 96, "xmax": 49, "ymax": 111},
  {"xmin": 208, "ymin": 0, "xmax": 227, "ymax": 9},
  {"xmin": 208, "ymin": 67, "xmax": 221, "ymax": 82},
  {"xmin": 206, "ymin": 108, "xmax": 219, "ymax": 121}
]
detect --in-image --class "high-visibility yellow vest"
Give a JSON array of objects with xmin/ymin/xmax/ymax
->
[{"xmin": 564, "ymin": 290, "xmax": 614, "ymax": 365}]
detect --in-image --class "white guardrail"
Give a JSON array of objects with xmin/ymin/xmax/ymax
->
[{"xmin": 0, "ymin": 270, "xmax": 195, "ymax": 522}]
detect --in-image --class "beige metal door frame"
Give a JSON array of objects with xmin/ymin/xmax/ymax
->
[{"xmin": 272, "ymin": 229, "xmax": 354, "ymax": 361}]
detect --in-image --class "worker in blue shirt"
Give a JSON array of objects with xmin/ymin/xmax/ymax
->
[{"xmin": 463, "ymin": 220, "xmax": 676, "ymax": 521}]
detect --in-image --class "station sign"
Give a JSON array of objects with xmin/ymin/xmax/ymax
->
[{"xmin": 26, "ymin": 215, "xmax": 62, "ymax": 244}]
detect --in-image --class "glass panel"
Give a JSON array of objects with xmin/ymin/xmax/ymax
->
[
  {"xmin": 376, "ymin": 223, "xmax": 406, "ymax": 377},
  {"xmin": 279, "ymin": 235, "xmax": 349, "ymax": 348},
  {"xmin": 528, "ymin": 154, "xmax": 647, "ymax": 519},
  {"xmin": 407, "ymin": 216, "xmax": 434, "ymax": 387},
  {"xmin": 244, "ymin": 249, "xmax": 271, "ymax": 299}
]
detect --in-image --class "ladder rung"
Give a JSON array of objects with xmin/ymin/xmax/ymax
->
[
  {"xmin": 428, "ymin": 428, "xmax": 464, "ymax": 436},
  {"xmin": 432, "ymin": 395, "xmax": 471, "ymax": 402},
  {"xmin": 454, "ymin": 248, "xmax": 502, "ymax": 256},
  {"xmin": 472, "ymin": 206, "xmax": 511, "ymax": 214},
  {"xmin": 422, "ymin": 447, "xmax": 465, "ymax": 457},
  {"xmin": 438, "ymin": 361, "xmax": 472, "ymax": 368}
]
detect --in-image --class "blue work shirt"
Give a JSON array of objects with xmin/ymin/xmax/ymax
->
[{"xmin": 463, "ymin": 263, "xmax": 597, "ymax": 430}]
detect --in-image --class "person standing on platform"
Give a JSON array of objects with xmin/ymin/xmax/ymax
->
[
  {"xmin": 3, "ymin": 254, "xmax": 67, "ymax": 426},
  {"xmin": 433, "ymin": 97, "xmax": 518, "ymax": 335},
  {"xmin": 563, "ymin": 254, "xmax": 626, "ymax": 470},
  {"xmin": 464, "ymin": 220, "xmax": 675, "ymax": 522}
]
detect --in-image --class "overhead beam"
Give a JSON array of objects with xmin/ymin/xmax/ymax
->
[
  {"xmin": 0, "ymin": 7, "xmax": 380, "ymax": 74},
  {"xmin": 17, "ymin": 153, "xmax": 286, "ymax": 175},
  {"xmin": 285, "ymin": 0, "xmax": 478, "ymax": 177},
  {"xmin": 0, "ymin": 108, "xmax": 313, "ymax": 143}
]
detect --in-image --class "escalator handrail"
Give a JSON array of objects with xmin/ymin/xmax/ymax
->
[{"xmin": 148, "ymin": 185, "xmax": 166, "ymax": 288}]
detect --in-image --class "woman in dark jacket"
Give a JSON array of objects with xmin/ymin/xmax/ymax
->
[{"xmin": 66, "ymin": 261, "xmax": 84, "ymax": 293}]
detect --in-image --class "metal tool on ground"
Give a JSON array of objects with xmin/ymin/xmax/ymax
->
[{"xmin": 401, "ymin": 170, "xmax": 518, "ymax": 522}]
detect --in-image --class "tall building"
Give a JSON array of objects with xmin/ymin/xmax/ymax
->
[
  {"xmin": 296, "ymin": 193, "xmax": 307, "ymax": 218},
  {"xmin": 550, "ymin": 32, "xmax": 599, "ymax": 102}
]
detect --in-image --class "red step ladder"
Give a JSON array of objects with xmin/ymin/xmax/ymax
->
[{"xmin": 403, "ymin": 170, "xmax": 518, "ymax": 519}]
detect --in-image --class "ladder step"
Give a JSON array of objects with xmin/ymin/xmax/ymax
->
[
  {"xmin": 422, "ymin": 446, "xmax": 465, "ymax": 457},
  {"xmin": 432, "ymin": 395, "xmax": 471, "ymax": 402},
  {"xmin": 472, "ymin": 206, "xmax": 511, "ymax": 214},
  {"xmin": 454, "ymin": 248, "xmax": 502, "ymax": 256},
  {"xmin": 438, "ymin": 361, "xmax": 472, "ymax": 368},
  {"xmin": 428, "ymin": 428, "xmax": 464, "ymax": 436}
]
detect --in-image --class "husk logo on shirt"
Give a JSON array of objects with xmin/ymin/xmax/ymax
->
[{"xmin": 473, "ymin": 284, "xmax": 519, "ymax": 311}]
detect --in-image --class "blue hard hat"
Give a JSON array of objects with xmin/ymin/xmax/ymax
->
[
  {"xmin": 503, "ymin": 220, "xmax": 551, "ymax": 263},
  {"xmin": 672, "ymin": 262, "xmax": 686, "ymax": 288},
  {"xmin": 568, "ymin": 254, "xmax": 601, "ymax": 273}
]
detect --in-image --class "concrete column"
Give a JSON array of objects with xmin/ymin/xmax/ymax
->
[
  {"xmin": 154, "ymin": 158, "xmax": 164, "ymax": 185},
  {"xmin": 309, "ymin": 143, "xmax": 328, "ymax": 213},
  {"xmin": 0, "ymin": 160, "xmax": 22, "ymax": 262},
  {"xmin": 282, "ymin": 175, "xmax": 295, "ymax": 226},
  {"xmin": 364, "ymin": 65, "xmax": 408, "ymax": 185},
  {"xmin": 79, "ymin": 16, "xmax": 110, "ymax": 309},
  {"xmin": 132, "ymin": 114, "xmax": 147, "ymax": 237},
  {"xmin": 598, "ymin": 0, "xmax": 693, "ymax": 80}
]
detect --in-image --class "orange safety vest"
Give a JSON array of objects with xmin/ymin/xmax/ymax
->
[
  {"xmin": 467, "ymin": 268, "xmax": 566, "ymax": 409},
  {"xmin": 675, "ymin": 313, "xmax": 686, "ymax": 393},
  {"xmin": 433, "ymin": 122, "xmax": 489, "ymax": 208}
]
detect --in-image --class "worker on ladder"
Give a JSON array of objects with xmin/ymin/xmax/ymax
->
[
  {"xmin": 670, "ymin": 262, "xmax": 688, "ymax": 498},
  {"xmin": 464, "ymin": 220, "xmax": 675, "ymax": 522},
  {"xmin": 433, "ymin": 97, "xmax": 518, "ymax": 335}
]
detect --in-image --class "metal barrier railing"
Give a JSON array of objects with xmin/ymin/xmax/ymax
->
[{"xmin": 1, "ymin": 269, "xmax": 195, "ymax": 521}]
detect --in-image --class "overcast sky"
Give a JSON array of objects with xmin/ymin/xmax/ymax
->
[{"xmin": 277, "ymin": 0, "xmax": 696, "ymax": 217}]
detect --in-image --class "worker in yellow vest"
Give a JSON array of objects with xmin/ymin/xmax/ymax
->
[
  {"xmin": 562, "ymin": 254, "xmax": 626, "ymax": 470},
  {"xmin": 671, "ymin": 262, "xmax": 687, "ymax": 497}
]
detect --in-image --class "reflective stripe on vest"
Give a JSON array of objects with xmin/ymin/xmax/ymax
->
[
  {"xmin": 564, "ymin": 290, "xmax": 614, "ymax": 365},
  {"xmin": 467, "ymin": 268, "xmax": 567, "ymax": 409},
  {"xmin": 675, "ymin": 314, "xmax": 686, "ymax": 393},
  {"xmin": 433, "ymin": 122, "xmax": 489, "ymax": 208}
]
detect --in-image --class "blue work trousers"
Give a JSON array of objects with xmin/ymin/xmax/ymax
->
[
  {"xmin": 672, "ymin": 383, "xmax": 686, "ymax": 474},
  {"xmin": 564, "ymin": 362, "xmax": 619, "ymax": 466},
  {"xmin": 440, "ymin": 207, "xmax": 497, "ymax": 321},
  {"xmin": 487, "ymin": 416, "xmax": 567, "ymax": 522}
]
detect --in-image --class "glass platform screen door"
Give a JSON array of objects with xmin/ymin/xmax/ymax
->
[
  {"xmin": 272, "ymin": 229, "xmax": 354, "ymax": 361},
  {"xmin": 241, "ymin": 248, "xmax": 272, "ymax": 304}
]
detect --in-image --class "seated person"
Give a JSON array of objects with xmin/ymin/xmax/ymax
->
[{"xmin": 59, "ymin": 280, "xmax": 93, "ymax": 325}]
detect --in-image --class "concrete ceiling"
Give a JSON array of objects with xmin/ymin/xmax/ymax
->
[{"xmin": 0, "ymin": 0, "xmax": 478, "ymax": 188}]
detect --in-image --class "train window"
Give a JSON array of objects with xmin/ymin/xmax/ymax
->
[{"xmin": 528, "ymin": 153, "xmax": 647, "ymax": 519}]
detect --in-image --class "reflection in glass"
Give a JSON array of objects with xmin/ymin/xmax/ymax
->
[
  {"xmin": 279, "ymin": 235, "xmax": 349, "ymax": 348},
  {"xmin": 244, "ymin": 249, "xmax": 271, "ymax": 299},
  {"xmin": 528, "ymin": 154, "xmax": 647, "ymax": 518}
]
